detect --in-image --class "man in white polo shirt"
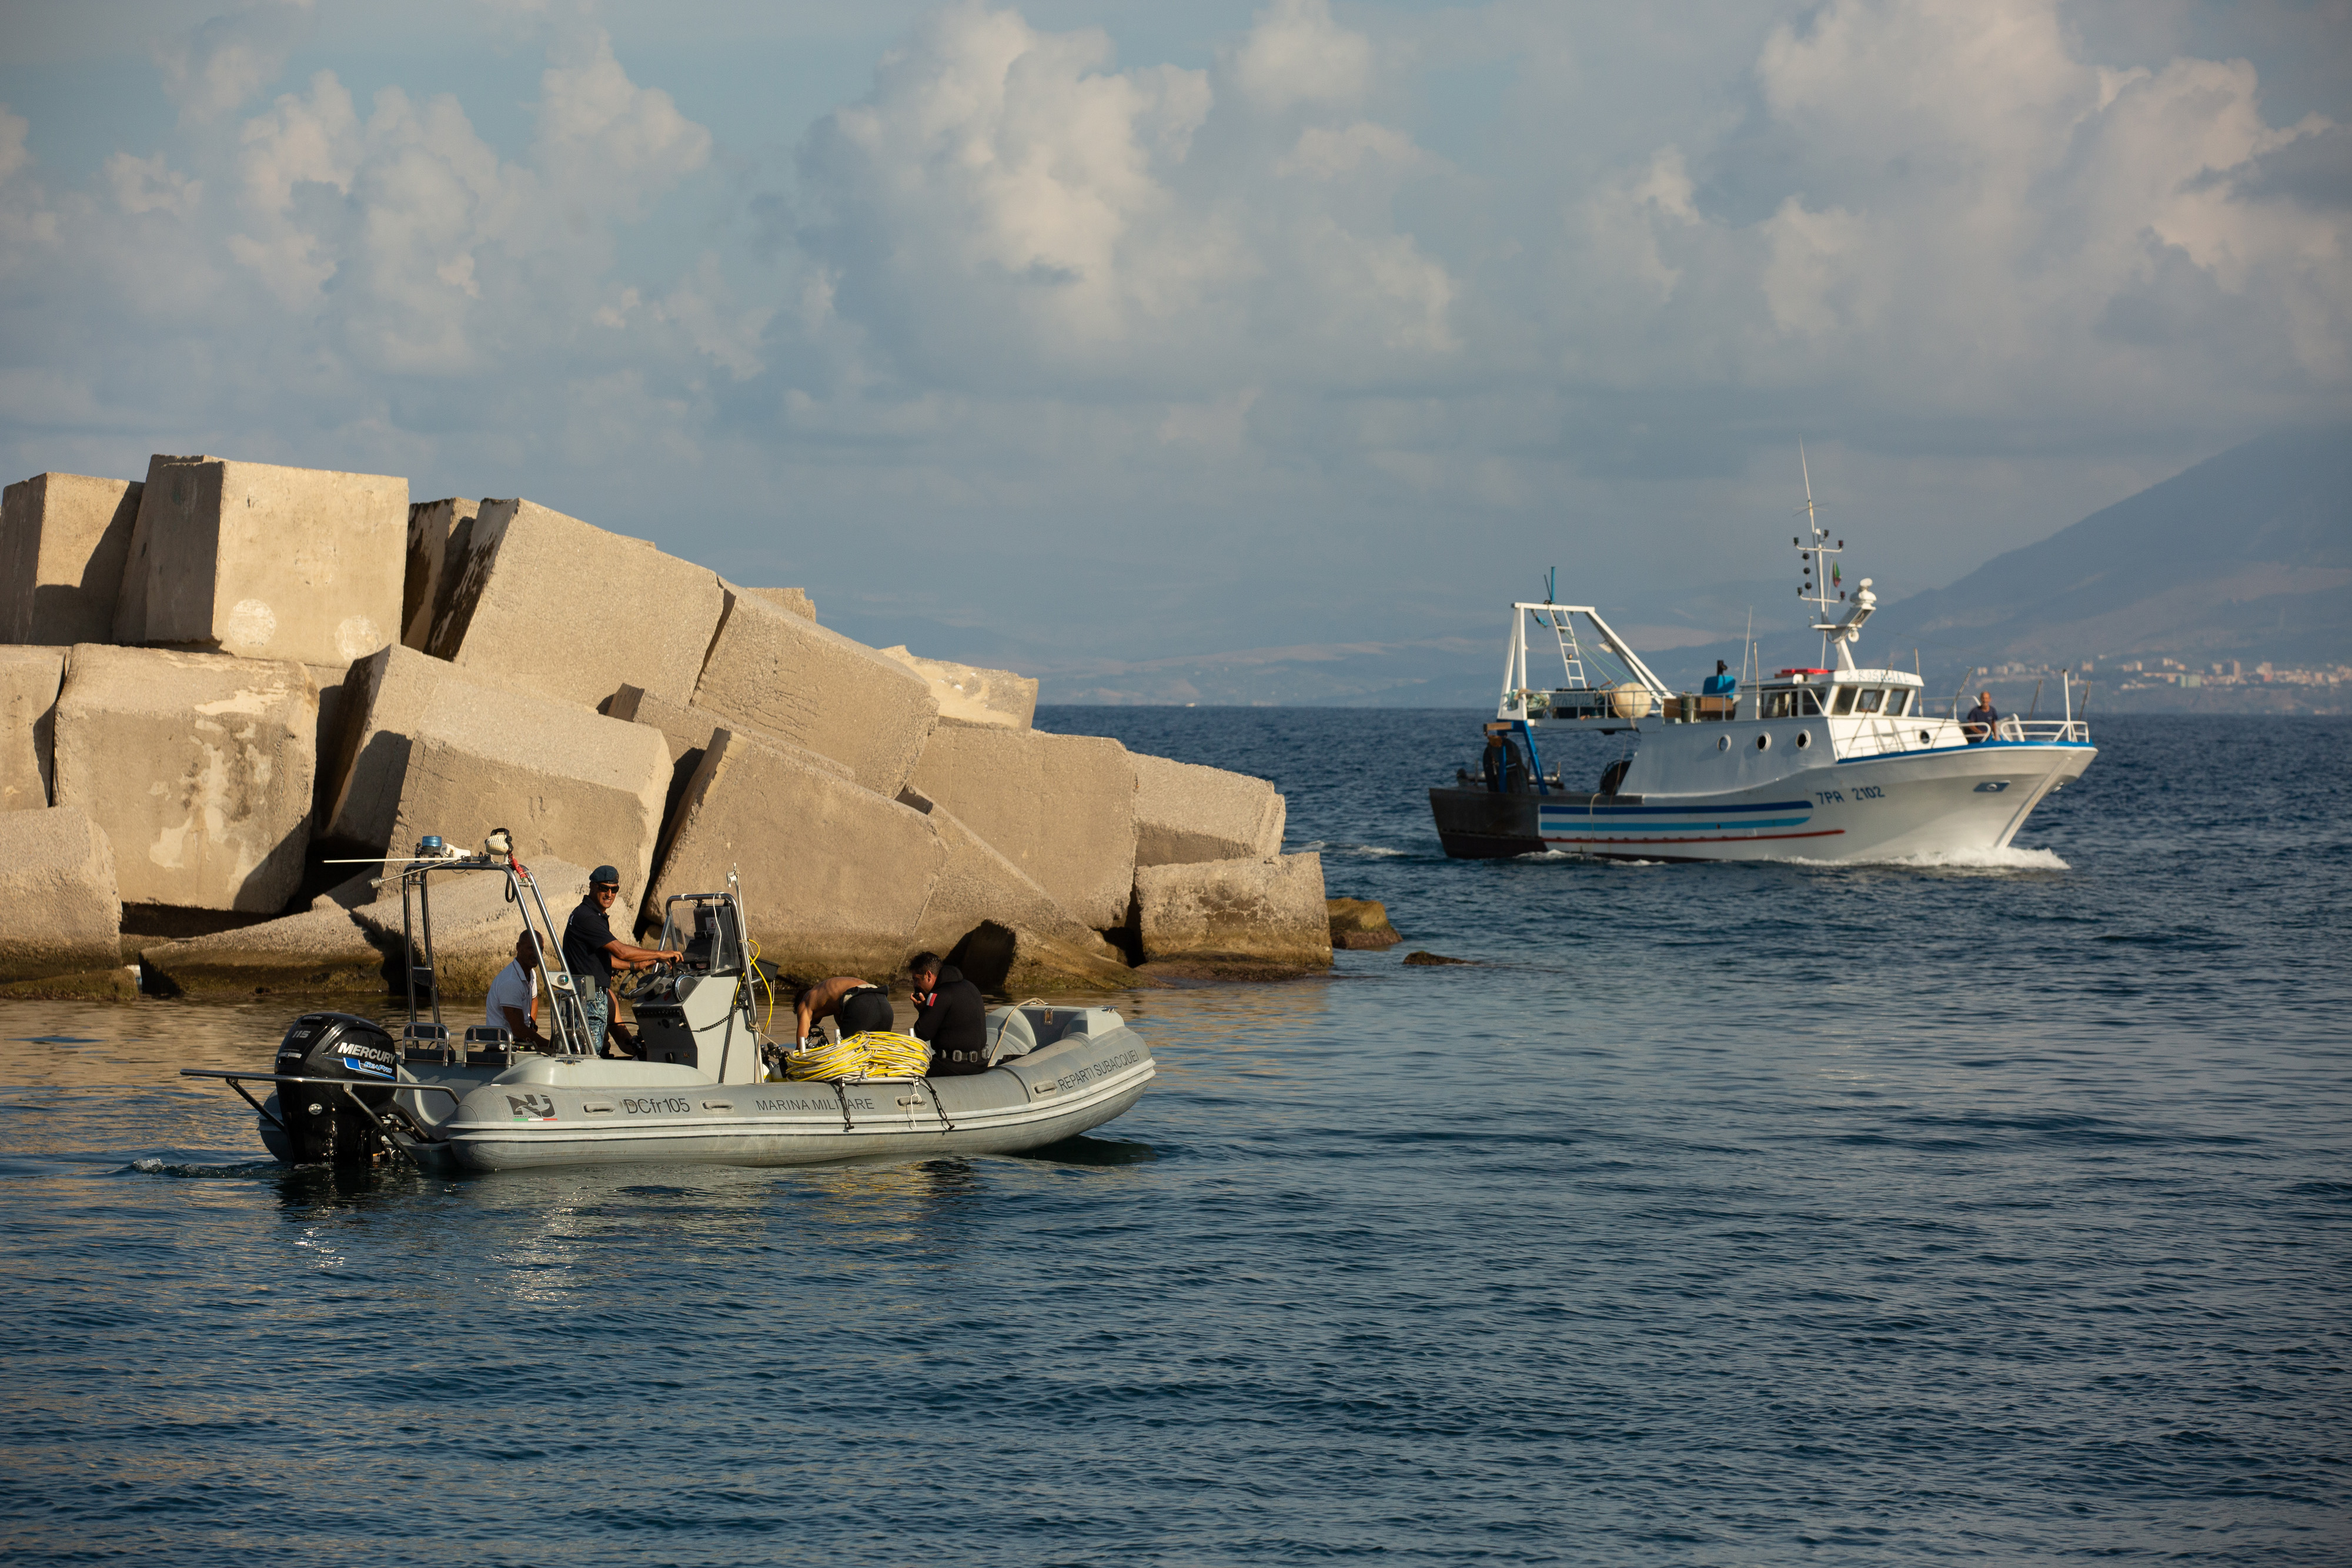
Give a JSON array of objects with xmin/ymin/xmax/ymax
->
[{"xmin": 485, "ymin": 931, "xmax": 547, "ymax": 1049}]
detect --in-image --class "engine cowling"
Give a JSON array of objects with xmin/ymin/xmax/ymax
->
[{"xmin": 269, "ymin": 1012, "xmax": 399, "ymax": 1165}]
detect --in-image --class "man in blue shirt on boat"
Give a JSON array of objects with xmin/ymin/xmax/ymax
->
[
  {"xmin": 563, "ymin": 865, "xmax": 682, "ymax": 1058},
  {"xmin": 1963, "ymin": 691, "xmax": 1999, "ymax": 743}
]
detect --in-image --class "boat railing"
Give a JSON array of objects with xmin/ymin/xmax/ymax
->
[{"xmin": 1981, "ymin": 717, "xmax": 2090, "ymax": 744}]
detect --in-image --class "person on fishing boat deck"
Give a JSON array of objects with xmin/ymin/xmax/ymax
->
[
  {"xmin": 485, "ymin": 931, "xmax": 547, "ymax": 1049},
  {"xmin": 1964, "ymin": 691, "xmax": 2000, "ymax": 743},
  {"xmin": 1482, "ymin": 730, "xmax": 1529, "ymax": 794},
  {"xmin": 564, "ymin": 866, "xmax": 681, "ymax": 1059},
  {"xmin": 793, "ymin": 975, "xmax": 894, "ymax": 1048},
  {"xmin": 908, "ymin": 952, "xmax": 988, "ymax": 1076}
]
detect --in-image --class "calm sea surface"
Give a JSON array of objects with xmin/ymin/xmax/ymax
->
[{"xmin": 2, "ymin": 711, "xmax": 2346, "ymax": 1565}]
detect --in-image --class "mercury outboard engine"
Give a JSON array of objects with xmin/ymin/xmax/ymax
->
[{"xmin": 269, "ymin": 1012, "xmax": 399, "ymax": 1166}]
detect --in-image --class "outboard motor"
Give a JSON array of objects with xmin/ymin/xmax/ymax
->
[{"xmin": 270, "ymin": 1012, "xmax": 399, "ymax": 1166}]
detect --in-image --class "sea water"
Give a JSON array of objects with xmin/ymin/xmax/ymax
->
[{"xmin": 1, "ymin": 712, "xmax": 2344, "ymax": 1564}]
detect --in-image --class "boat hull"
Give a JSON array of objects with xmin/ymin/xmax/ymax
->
[
  {"xmin": 1434, "ymin": 737, "xmax": 2094, "ymax": 863},
  {"xmin": 392, "ymin": 1028, "xmax": 1154, "ymax": 1173}
]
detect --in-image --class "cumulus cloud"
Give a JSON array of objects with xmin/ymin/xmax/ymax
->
[{"xmin": 155, "ymin": 0, "xmax": 317, "ymax": 125}]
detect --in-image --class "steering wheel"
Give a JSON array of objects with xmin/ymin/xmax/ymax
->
[{"xmin": 616, "ymin": 961, "xmax": 672, "ymax": 1002}]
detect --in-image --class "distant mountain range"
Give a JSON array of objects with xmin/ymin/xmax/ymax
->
[
  {"xmin": 826, "ymin": 428, "xmax": 2348, "ymax": 706},
  {"xmin": 1889, "ymin": 426, "xmax": 2351, "ymax": 671}
]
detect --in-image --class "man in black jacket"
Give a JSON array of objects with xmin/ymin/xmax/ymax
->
[{"xmin": 908, "ymin": 952, "xmax": 989, "ymax": 1075}]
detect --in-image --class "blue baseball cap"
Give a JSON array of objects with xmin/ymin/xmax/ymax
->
[{"xmin": 590, "ymin": 865, "xmax": 620, "ymax": 887}]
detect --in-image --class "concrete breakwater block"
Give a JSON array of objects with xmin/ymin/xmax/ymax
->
[
  {"xmin": 1327, "ymin": 896, "xmax": 1402, "ymax": 950},
  {"xmin": 139, "ymin": 897, "xmax": 386, "ymax": 997},
  {"xmin": 900, "ymin": 788, "xmax": 1116, "ymax": 961},
  {"xmin": 1, "ymin": 473, "xmax": 143, "ymax": 644},
  {"xmin": 113, "ymin": 455, "xmax": 405, "ymax": 666},
  {"xmin": 383, "ymin": 693, "xmax": 670, "ymax": 903},
  {"xmin": 52, "ymin": 645, "xmax": 316, "ymax": 912},
  {"xmin": 402, "ymin": 497, "xmax": 476, "ymax": 651},
  {"xmin": 693, "ymin": 587, "xmax": 938, "ymax": 797},
  {"xmin": 426, "ymin": 497, "xmax": 725, "ymax": 711},
  {"xmin": 1134, "ymin": 852, "xmax": 1332, "ymax": 972},
  {"xmin": 0, "ymin": 804, "xmax": 123, "ymax": 982},
  {"xmin": 355, "ymin": 857, "xmax": 590, "ymax": 997},
  {"xmin": 650, "ymin": 729, "xmax": 940, "ymax": 979},
  {"xmin": 746, "ymin": 587, "xmax": 815, "ymax": 620},
  {"xmin": 877, "ymin": 646, "xmax": 1038, "ymax": 730},
  {"xmin": 322, "ymin": 645, "xmax": 556, "ymax": 850},
  {"xmin": 1132, "ymin": 752, "xmax": 1286, "ymax": 868},
  {"xmin": 906, "ymin": 727, "xmax": 1137, "ymax": 931},
  {"xmin": 0, "ymin": 646, "xmax": 64, "ymax": 812}
]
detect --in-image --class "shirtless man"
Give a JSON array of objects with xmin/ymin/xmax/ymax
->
[{"xmin": 793, "ymin": 976, "xmax": 895, "ymax": 1046}]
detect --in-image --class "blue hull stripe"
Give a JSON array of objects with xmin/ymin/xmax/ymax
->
[
  {"xmin": 1542, "ymin": 815, "xmax": 1813, "ymax": 832},
  {"xmin": 1536, "ymin": 798, "xmax": 1812, "ymax": 817}
]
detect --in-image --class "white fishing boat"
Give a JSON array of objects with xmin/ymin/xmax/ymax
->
[
  {"xmin": 1429, "ymin": 477, "xmax": 2094, "ymax": 863},
  {"xmin": 183, "ymin": 847, "xmax": 1152, "ymax": 1171}
]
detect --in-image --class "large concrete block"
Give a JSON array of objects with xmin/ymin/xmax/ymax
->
[
  {"xmin": 650, "ymin": 728, "xmax": 940, "ymax": 980},
  {"xmin": 52, "ymin": 645, "xmax": 317, "ymax": 912},
  {"xmin": 427, "ymin": 497, "xmax": 726, "ymax": 710},
  {"xmin": 906, "ymin": 727, "xmax": 1136, "ymax": 929},
  {"xmin": 747, "ymin": 587, "xmax": 815, "ymax": 620},
  {"xmin": 354, "ymin": 857, "xmax": 590, "ymax": 997},
  {"xmin": 383, "ymin": 691, "xmax": 670, "ymax": 903},
  {"xmin": 607, "ymin": 684, "xmax": 853, "ymax": 780},
  {"xmin": 139, "ymin": 900, "xmax": 385, "ymax": 997},
  {"xmin": 403, "ymin": 497, "xmax": 477, "ymax": 651},
  {"xmin": 1132, "ymin": 752, "xmax": 1286, "ymax": 867},
  {"xmin": 112, "ymin": 454, "xmax": 406, "ymax": 666},
  {"xmin": 878, "ymin": 645, "xmax": 1037, "ymax": 730},
  {"xmin": 0, "ymin": 805, "xmax": 121, "ymax": 982},
  {"xmin": 0, "ymin": 646, "xmax": 63, "ymax": 811},
  {"xmin": 321, "ymin": 645, "xmax": 549, "ymax": 850},
  {"xmin": 900, "ymin": 789, "xmax": 1098, "ymax": 954},
  {"xmin": 1, "ymin": 473, "xmax": 142, "ymax": 644},
  {"xmin": 693, "ymin": 587, "xmax": 938, "ymax": 797},
  {"xmin": 1134, "ymin": 852, "xmax": 1331, "ymax": 969}
]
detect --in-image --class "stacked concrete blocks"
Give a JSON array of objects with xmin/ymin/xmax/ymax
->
[
  {"xmin": 906, "ymin": 727, "xmax": 1137, "ymax": 930},
  {"xmin": 402, "ymin": 497, "xmax": 477, "ymax": 651},
  {"xmin": 693, "ymin": 586, "xmax": 940, "ymax": 796},
  {"xmin": 383, "ymin": 690, "xmax": 670, "ymax": 900},
  {"xmin": 0, "ymin": 646, "xmax": 64, "ymax": 811},
  {"xmin": 113, "ymin": 455, "xmax": 406, "ymax": 665},
  {"xmin": 1, "ymin": 473, "xmax": 143, "ymax": 644},
  {"xmin": 651, "ymin": 729, "xmax": 941, "ymax": 979},
  {"xmin": 1132, "ymin": 753, "xmax": 1286, "ymax": 867},
  {"xmin": 878, "ymin": 646, "xmax": 1038, "ymax": 730},
  {"xmin": 0, "ymin": 805, "xmax": 123, "ymax": 983},
  {"xmin": 1134, "ymin": 852, "xmax": 1332, "ymax": 972},
  {"xmin": 52, "ymin": 645, "xmax": 318, "ymax": 912},
  {"xmin": 427, "ymin": 498, "xmax": 726, "ymax": 710}
]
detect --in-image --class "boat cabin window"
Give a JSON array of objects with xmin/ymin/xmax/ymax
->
[
  {"xmin": 1855, "ymin": 688, "xmax": 1883, "ymax": 714},
  {"xmin": 1832, "ymin": 687, "xmax": 1857, "ymax": 716},
  {"xmin": 1884, "ymin": 689, "xmax": 1912, "ymax": 717},
  {"xmin": 1761, "ymin": 688, "xmax": 1824, "ymax": 720}
]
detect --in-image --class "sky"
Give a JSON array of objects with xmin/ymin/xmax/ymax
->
[{"xmin": 1, "ymin": 0, "xmax": 2346, "ymax": 676}]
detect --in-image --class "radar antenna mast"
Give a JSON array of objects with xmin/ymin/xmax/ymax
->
[{"xmin": 1793, "ymin": 442, "xmax": 1876, "ymax": 671}]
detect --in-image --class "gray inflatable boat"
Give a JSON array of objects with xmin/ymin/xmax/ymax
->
[{"xmin": 183, "ymin": 845, "xmax": 1152, "ymax": 1174}]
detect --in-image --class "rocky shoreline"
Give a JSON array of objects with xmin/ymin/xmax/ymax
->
[{"xmin": 0, "ymin": 455, "xmax": 1339, "ymax": 1004}]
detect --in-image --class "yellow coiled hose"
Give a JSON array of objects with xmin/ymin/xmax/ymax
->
[{"xmin": 783, "ymin": 1030, "xmax": 932, "ymax": 1082}]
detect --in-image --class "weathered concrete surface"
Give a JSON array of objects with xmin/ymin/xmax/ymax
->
[
  {"xmin": 693, "ymin": 587, "xmax": 938, "ymax": 797},
  {"xmin": 607, "ymin": 684, "xmax": 854, "ymax": 780},
  {"xmin": 1327, "ymin": 896, "xmax": 1402, "ymax": 950},
  {"xmin": 113, "ymin": 454, "xmax": 406, "ymax": 666},
  {"xmin": 651, "ymin": 729, "xmax": 940, "ymax": 979},
  {"xmin": 0, "ymin": 805, "xmax": 122, "ymax": 982},
  {"xmin": 384, "ymin": 694, "xmax": 670, "ymax": 900},
  {"xmin": 355, "ymin": 857, "xmax": 590, "ymax": 997},
  {"xmin": 322, "ymin": 645, "xmax": 554, "ymax": 850},
  {"xmin": 52, "ymin": 646, "xmax": 316, "ymax": 912},
  {"xmin": 0, "ymin": 646, "xmax": 63, "ymax": 811},
  {"xmin": 1, "ymin": 473, "xmax": 142, "ymax": 644},
  {"xmin": 0, "ymin": 965, "xmax": 139, "ymax": 1001},
  {"xmin": 906, "ymin": 727, "xmax": 1136, "ymax": 929},
  {"xmin": 900, "ymin": 788, "xmax": 1110, "ymax": 959},
  {"xmin": 427, "ymin": 498, "xmax": 726, "ymax": 710},
  {"xmin": 1134, "ymin": 852, "xmax": 1331, "ymax": 972},
  {"xmin": 943, "ymin": 920, "xmax": 1145, "ymax": 997},
  {"xmin": 403, "ymin": 497, "xmax": 476, "ymax": 651},
  {"xmin": 306, "ymin": 661, "xmax": 353, "ymax": 830},
  {"xmin": 877, "ymin": 646, "xmax": 1037, "ymax": 730},
  {"xmin": 140, "ymin": 901, "xmax": 386, "ymax": 997},
  {"xmin": 747, "ymin": 587, "xmax": 814, "ymax": 620},
  {"xmin": 1132, "ymin": 752, "xmax": 1285, "ymax": 867}
]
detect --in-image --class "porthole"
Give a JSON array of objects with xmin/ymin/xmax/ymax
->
[
  {"xmin": 1796, "ymin": 730, "xmax": 1812, "ymax": 750},
  {"xmin": 1919, "ymin": 730, "xmax": 1932, "ymax": 744},
  {"xmin": 1755, "ymin": 733, "xmax": 1771, "ymax": 751},
  {"xmin": 1717, "ymin": 735, "xmax": 1729, "ymax": 751}
]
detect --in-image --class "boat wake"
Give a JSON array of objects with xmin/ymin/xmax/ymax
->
[
  {"xmin": 1822, "ymin": 845, "xmax": 2071, "ymax": 874},
  {"xmin": 121, "ymin": 1156, "xmax": 288, "ymax": 1180}
]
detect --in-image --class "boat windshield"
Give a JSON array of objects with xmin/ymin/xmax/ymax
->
[{"xmin": 1761, "ymin": 688, "xmax": 1825, "ymax": 719}]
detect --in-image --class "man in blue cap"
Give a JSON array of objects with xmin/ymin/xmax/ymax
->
[{"xmin": 563, "ymin": 865, "xmax": 682, "ymax": 1058}]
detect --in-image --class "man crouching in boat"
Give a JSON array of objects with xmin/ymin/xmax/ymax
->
[
  {"xmin": 908, "ymin": 952, "xmax": 988, "ymax": 1075},
  {"xmin": 563, "ymin": 865, "xmax": 683, "ymax": 1059},
  {"xmin": 793, "ymin": 976, "xmax": 895, "ymax": 1048}
]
